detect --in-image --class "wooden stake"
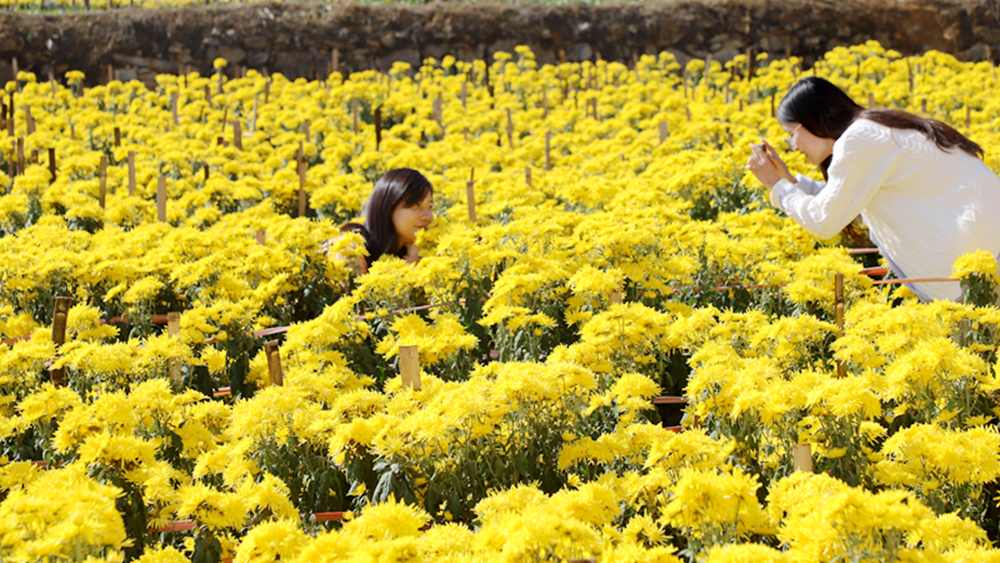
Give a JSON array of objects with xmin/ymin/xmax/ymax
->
[
  {"xmin": 921, "ymin": 99, "xmax": 927, "ymax": 114},
  {"xmin": 12, "ymin": 58, "xmax": 19, "ymax": 93},
  {"xmin": 792, "ymin": 444, "xmax": 813, "ymax": 472},
  {"xmin": 30, "ymin": 150, "xmax": 38, "ymax": 166},
  {"xmin": 48, "ymin": 148, "xmax": 56, "ymax": 184},
  {"xmin": 16, "ymin": 138, "xmax": 24, "ymax": 175},
  {"xmin": 49, "ymin": 70, "xmax": 56, "ymax": 99},
  {"xmin": 172, "ymin": 92, "xmax": 179, "ymax": 126},
  {"xmin": 264, "ymin": 340, "xmax": 284, "ymax": 386},
  {"xmin": 525, "ymin": 166, "xmax": 532, "ymax": 188},
  {"xmin": 157, "ymin": 176, "xmax": 167, "ymax": 222},
  {"xmin": 99, "ymin": 155, "xmax": 107, "ymax": 208},
  {"xmin": 332, "ymin": 48, "xmax": 340, "ymax": 75},
  {"xmin": 24, "ymin": 105, "xmax": 34, "ymax": 135},
  {"xmin": 50, "ymin": 297, "xmax": 72, "ymax": 387},
  {"xmin": 834, "ymin": 273, "xmax": 846, "ymax": 378},
  {"xmin": 868, "ymin": 92, "xmax": 875, "ymax": 109},
  {"xmin": 659, "ymin": 121, "xmax": 668, "ymax": 144},
  {"xmin": 545, "ymin": 130, "xmax": 552, "ymax": 171},
  {"xmin": 461, "ymin": 81, "xmax": 468, "ymax": 110},
  {"xmin": 303, "ymin": 118, "xmax": 311, "ymax": 144},
  {"xmin": 9, "ymin": 140, "xmax": 16, "ymax": 178},
  {"xmin": 114, "ymin": 127, "xmax": 121, "ymax": 147},
  {"xmin": 263, "ymin": 79, "xmax": 270, "ymax": 104},
  {"xmin": 70, "ymin": 123, "xmax": 76, "ymax": 140},
  {"xmin": 255, "ymin": 230, "xmax": 266, "ymax": 245},
  {"xmin": 966, "ymin": 105, "xmax": 971, "ymax": 130},
  {"xmin": 167, "ymin": 312, "xmax": 182, "ymax": 387},
  {"xmin": 127, "ymin": 151, "xmax": 136, "ymax": 196},
  {"xmin": 399, "ymin": 345, "xmax": 421, "ymax": 390},
  {"xmin": 297, "ymin": 142, "xmax": 307, "ymax": 218},
  {"xmin": 374, "ymin": 107, "xmax": 382, "ymax": 150},
  {"xmin": 433, "ymin": 95, "xmax": 443, "ymax": 134},
  {"xmin": 770, "ymin": 93, "xmax": 776, "ymax": 118},
  {"xmin": 542, "ymin": 88, "xmax": 549, "ymax": 119},
  {"xmin": 205, "ymin": 85, "xmax": 213, "ymax": 107},
  {"xmin": 466, "ymin": 179, "xmax": 476, "ymax": 223},
  {"xmin": 506, "ymin": 108, "xmax": 514, "ymax": 149},
  {"xmin": 685, "ymin": 107, "xmax": 692, "ymax": 122},
  {"xmin": 232, "ymin": 121, "xmax": 243, "ymax": 151},
  {"xmin": 107, "ymin": 64, "xmax": 114, "ymax": 84},
  {"xmin": 203, "ymin": 164, "xmax": 209, "ymax": 181},
  {"xmin": 609, "ymin": 289, "xmax": 623, "ymax": 304}
]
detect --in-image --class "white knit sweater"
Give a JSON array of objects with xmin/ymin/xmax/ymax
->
[{"xmin": 770, "ymin": 118, "xmax": 1000, "ymax": 302}]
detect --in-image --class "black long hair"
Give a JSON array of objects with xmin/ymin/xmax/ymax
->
[
  {"xmin": 776, "ymin": 76, "xmax": 983, "ymax": 181},
  {"xmin": 342, "ymin": 168, "xmax": 433, "ymax": 266},
  {"xmin": 776, "ymin": 77, "xmax": 983, "ymax": 247}
]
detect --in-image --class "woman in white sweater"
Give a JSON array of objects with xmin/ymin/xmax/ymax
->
[{"xmin": 747, "ymin": 76, "xmax": 1000, "ymax": 302}]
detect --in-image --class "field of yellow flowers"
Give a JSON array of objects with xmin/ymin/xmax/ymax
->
[{"xmin": 2, "ymin": 41, "xmax": 1000, "ymax": 562}]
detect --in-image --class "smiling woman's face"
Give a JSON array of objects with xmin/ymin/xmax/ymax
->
[
  {"xmin": 782, "ymin": 121, "xmax": 836, "ymax": 166},
  {"xmin": 392, "ymin": 192, "xmax": 434, "ymax": 246}
]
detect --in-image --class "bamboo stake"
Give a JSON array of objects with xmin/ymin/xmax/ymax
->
[
  {"xmin": 99, "ymin": 155, "xmax": 107, "ymax": 208},
  {"xmin": 127, "ymin": 151, "xmax": 136, "ymax": 196},
  {"xmin": 921, "ymin": 99, "xmax": 927, "ymax": 115},
  {"xmin": 114, "ymin": 127, "xmax": 121, "ymax": 147},
  {"xmin": 525, "ymin": 166, "xmax": 532, "ymax": 188},
  {"xmin": 232, "ymin": 121, "xmax": 243, "ymax": 151},
  {"xmin": 542, "ymin": 87, "xmax": 548, "ymax": 119},
  {"xmin": 461, "ymin": 82, "xmax": 467, "ymax": 110},
  {"xmin": 792, "ymin": 444, "xmax": 813, "ymax": 472},
  {"xmin": 966, "ymin": 105, "xmax": 971, "ymax": 130},
  {"xmin": 167, "ymin": 312, "xmax": 182, "ymax": 387},
  {"xmin": 433, "ymin": 95, "xmax": 443, "ymax": 135},
  {"xmin": 16, "ymin": 138, "xmax": 24, "ymax": 175},
  {"xmin": 297, "ymin": 142, "xmax": 307, "ymax": 218},
  {"xmin": 255, "ymin": 230, "xmax": 266, "ymax": 246},
  {"xmin": 868, "ymin": 92, "xmax": 875, "ymax": 109},
  {"xmin": 264, "ymin": 340, "xmax": 284, "ymax": 386},
  {"xmin": 172, "ymin": 92, "xmax": 179, "ymax": 126},
  {"xmin": 545, "ymin": 130, "xmax": 552, "ymax": 171},
  {"xmin": 304, "ymin": 118, "xmax": 311, "ymax": 144},
  {"xmin": 205, "ymin": 85, "xmax": 212, "ymax": 107},
  {"xmin": 332, "ymin": 48, "xmax": 340, "ymax": 75},
  {"xmin": 506, "ymin": 108, "xmax": 515, "ymax": 149},
  {"xmin": 70, "ymin": 123, "xmax": 76, "ymax": 140},
  {"xmin": 50, "ymin": 297, "xmax": 72, "ymax": 387},
  {"xmin": 263, "ymin": 78, "xmax": 270, "ymax": 104},
  {"xmin": 157, "ymin": 176, "xmax": 168, "ymax": 222},
  {"xmin": 659, "ymin": 121, "xmax": 668, "ymax": 144},
  {"xmin": 24, "ymin": 105, "xmax": 34, "ymax": 136},
  {"xmin": 399, "ymin": 345, "xmax": 421, "ymax": 390},
  {"xmin": 834, "ymin": 273, "xmax": 846, "ymax": 378},
  {"xmin": 374, "ymin": 107, "xmax": 382, "ymax": 150},
  {"xmin": 6, "ymin": 92, "xmax": 13, "ymax": 137},
  {"xmin": 12, "ymin": 58, "xmax": 19, "ymax": 93},
  {"xmin": 48, "ymin": 148, "xmax": 56, "ymax": 184},
  {"xmin": 466, "ymin": 170, "xmax": 476, "ymax": 223},
  {"xmin": 770, "ymin": 93, "xmax": 776, "ymax": 118}
]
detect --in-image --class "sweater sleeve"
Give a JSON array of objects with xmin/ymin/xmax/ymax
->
[{"xmin": 774, "ymin": 122, "xmax": 898, "ymax": 240}]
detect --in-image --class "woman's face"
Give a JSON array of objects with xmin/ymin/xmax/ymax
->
[
  {"xmin": 392, "ymin": 192, "xmax": 434, "ymax": 246},
  {"xmin": 783, "ymin": 121, "xmax": 836, "ymax": 166}
]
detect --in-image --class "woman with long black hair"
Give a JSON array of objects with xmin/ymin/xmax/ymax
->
[
  {"xmin": 747, "ymin": 76, "xmax": 1000, "ymax": 302},
  {"xmin": 339, "ymin": 168, "xmax": 435, "ymax": 274}
]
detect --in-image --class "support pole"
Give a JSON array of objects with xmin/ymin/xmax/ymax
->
[{"xmin": 399, "ymin": 345, "xmax": 421, "ymax": 390}]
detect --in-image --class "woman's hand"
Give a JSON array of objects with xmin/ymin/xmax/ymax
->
[
  {"xmin": 746, "ymin": 140, "xmax": 796, "ymax": 189},
  {"xmin": 403, "ymin": 244, "xmax": 421, "ymax": 264}
]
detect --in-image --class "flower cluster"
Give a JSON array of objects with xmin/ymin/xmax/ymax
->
[{"xmin": 1, "ymin": 41, "xmax": 999, "ymax": 562}]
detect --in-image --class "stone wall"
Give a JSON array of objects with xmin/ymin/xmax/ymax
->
[{"xmin": 1, "ymin": 0, "xmax": 1000, "ymax": 86}]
